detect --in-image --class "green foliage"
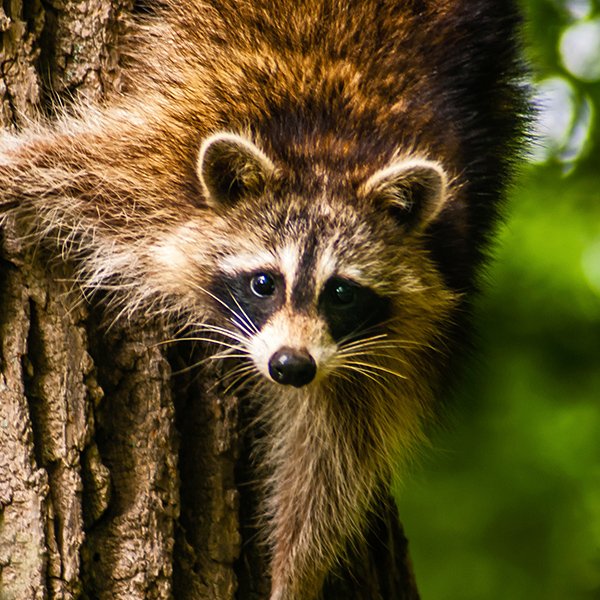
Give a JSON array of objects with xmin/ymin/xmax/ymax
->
[{"xmin": 395, "ymin": 1, "xmax": 600, "ymax": 598}]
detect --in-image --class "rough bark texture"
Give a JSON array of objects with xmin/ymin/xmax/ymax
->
[{"xmin": 0, "ymin": 1, "xmax": 421, "ymax": 598}]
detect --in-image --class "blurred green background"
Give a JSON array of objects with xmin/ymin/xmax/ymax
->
[{"xmin": 395, "ymin": 1, "xmax": 600, "ymax": 598}]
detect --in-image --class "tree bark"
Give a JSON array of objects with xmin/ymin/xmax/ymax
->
[{"xmin": 0, "ymin": 1, "xmax": 421, "ymax": 598}]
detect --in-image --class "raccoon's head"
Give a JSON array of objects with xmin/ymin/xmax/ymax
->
[{"xmin": 190, "ymin": 132, "xmax": 453, "ymax": 391}]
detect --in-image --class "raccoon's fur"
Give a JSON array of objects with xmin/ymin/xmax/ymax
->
[{"xmin": 0, "ymin": 0, "xmax": 528, "ymax": 598}]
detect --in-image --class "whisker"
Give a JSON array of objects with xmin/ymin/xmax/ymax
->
[
  {"xmin": 339, "ymin": 334, "xmax": 388, "ymax": 349},
  {"xmin": 216, "ymin": 356, "xmax": 256, "ymax": 378},
  {"xmin": 337, "ymin": 352, "xmax": 411, "ymax": 369},
  {"xmin": 328, "ymin": 369, "xmax": 368, "ymax": 389},
  {"xmin": 339, "ymin": 342, "xmax": 409, "ymax": 354},
  {"xmin": 183, "ymin": 278, "xmax": 237, "ymax": 315},
  {"xmin": 221, "ymin": 365, "xmax": 262, "ymax": 394},
  {"xmin": 339, "ymin": 337, "xmax": 432, "ymax": 354},
  {"xmin": 343, "ymin": 361, "xmax": 408, "ymax": 381},
  {"xmin": 211, "ymin": 351, "xmax": 249, "ymax": 360},
  {"xmin": 153, "ymin": 321, "xmax": 249, "ymax": 348},
  {"xmin": 336, "ymin": 365, "xmax": 388, "ymax": 389},
  {"xmin": 187, "ymin": 322, "xmax": 249, "ymax": 344},
  {"xmin": 227, "ymin": 289, "xmax": 259, "ymax": 335},
  {"xmin": 339, "ymin": 349, "xmax": 403, "ymax": 359},
  {"xmin": 171, "ymin": 358, "xmax": 212, "ymax": 376},
  {"xmin": 179, "ymin": 279, "xmax": 252, "ymax": 334},
  {"xmin": 182, "ymin": 278, "xmax": 258, "ymax": 337},
  {"xmin": 337, "ymin": 320, "xmax": 443, "ymax": 356},
  {"xmin": 154, "ymin": 336, "xmax": 246, "ymax": 354}
]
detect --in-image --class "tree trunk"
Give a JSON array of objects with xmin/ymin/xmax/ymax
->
[{"xmin": 0, "ymin": 1, "xmax": 421, "ymax": 598}]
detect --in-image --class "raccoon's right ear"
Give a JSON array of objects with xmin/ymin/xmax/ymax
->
[
  {"xmin": 364, "ymin": 158, "xmax": 449, "ymax": 230},
  {"xmin": 197, "ymin": 133, "xmax": 275, "ymax": 208}
]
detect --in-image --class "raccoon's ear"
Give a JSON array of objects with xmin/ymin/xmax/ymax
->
[
  {"xmin": 197, "ymin": 133, "xmax": 275, "ymax": 208},
  {"xmin": 364, "ymin": 159, "xmax": 449, "ymax": 229}
]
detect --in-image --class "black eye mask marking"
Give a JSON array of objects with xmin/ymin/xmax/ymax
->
[
  {"xmin": 211, "ymin": 270, "xmax": 285, "ymax": 332},
  {"xmin": 210, "ymin": 270, "xmax": 390, "ymax": 344},
  {"xmin": 319, "ymin": 277, "xmax": 392, "ymax": 343}
]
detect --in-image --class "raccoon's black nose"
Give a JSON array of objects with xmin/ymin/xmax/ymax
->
[{"xmin": 268, "ymin": 347, "xmax": 317, "ymax": 388}]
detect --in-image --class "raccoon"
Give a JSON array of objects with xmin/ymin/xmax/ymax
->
[{"xmin": 0, "ymin": 0, "xmax": 528, "ymax": 598}]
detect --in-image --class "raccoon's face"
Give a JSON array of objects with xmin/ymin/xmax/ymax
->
[
  {"xmin": 209, "ymin": 236, "xmax": 394, "ymax": 388},
  {"xmin": 193, "ymin": 132, "xmax": 451, "ymax": 389}
]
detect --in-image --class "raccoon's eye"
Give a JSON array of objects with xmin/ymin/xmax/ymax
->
[
  {"xmin": 323, "ymin": 278, "xmax": 357, "ymax": 307},
  {"xmin": 320, "ymin": 278, "xmax": 391, "ymax": 343},
  {"xmin": 331, "ymin": 281, "xmax": 356, "ymax": 306},
  {"xmin": 250, "ymin": 272, "xmax": 276, "ymax": 297}
]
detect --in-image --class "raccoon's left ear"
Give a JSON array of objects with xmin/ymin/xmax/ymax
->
[
  {"xmin": 364, "ymin": 158, "xmax": 449, "ymax": 230},
  {"xmin": 197, "ymin": 132, "xmax": 275, "ymax": 209}
]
